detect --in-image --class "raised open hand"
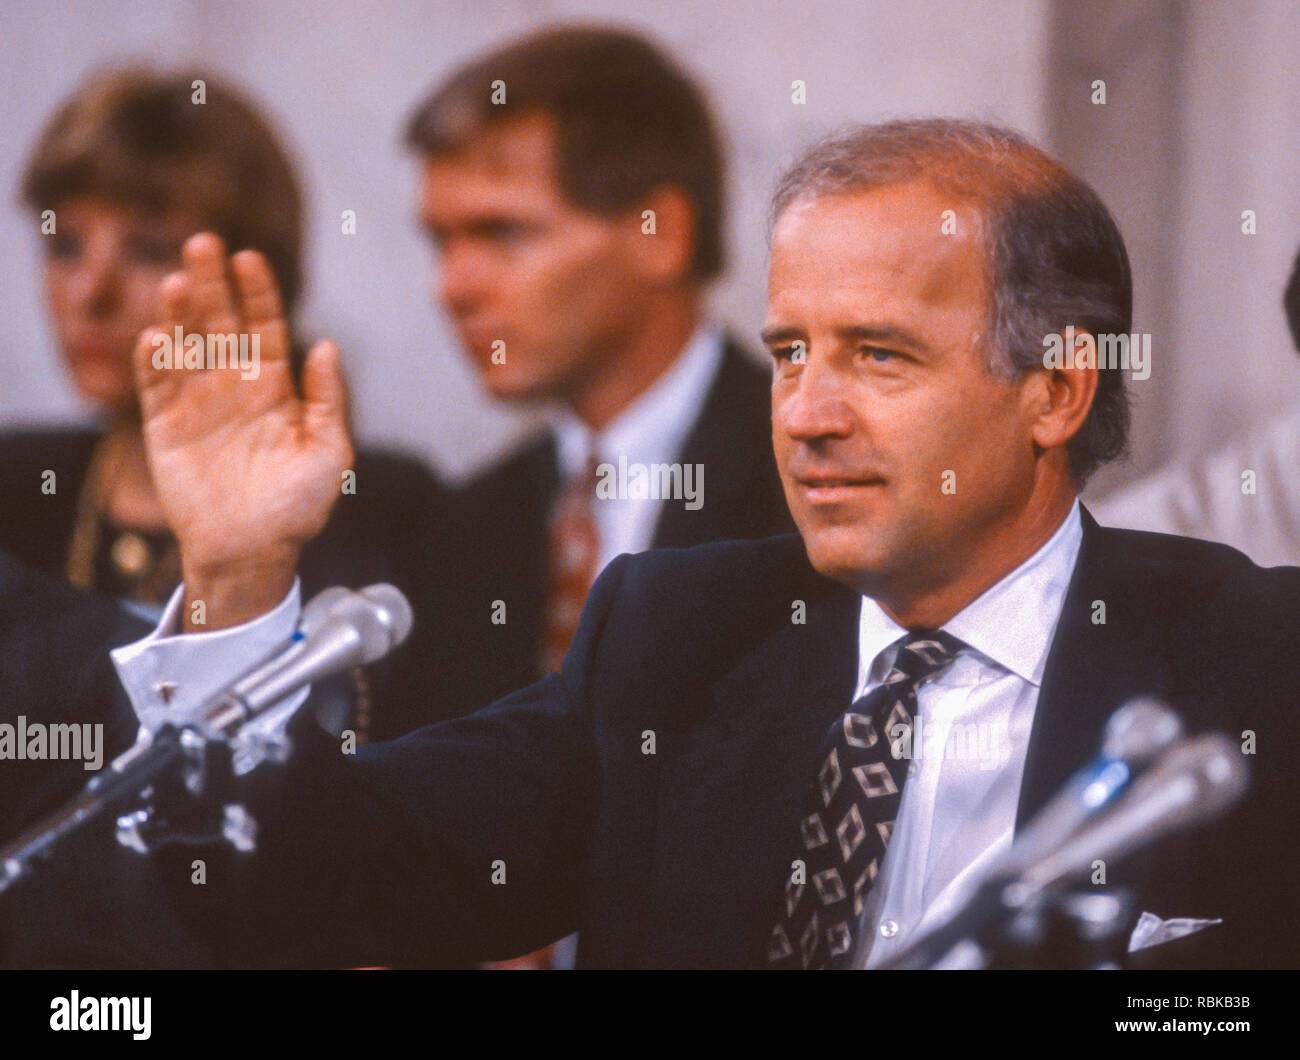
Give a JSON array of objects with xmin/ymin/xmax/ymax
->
[{"xmin": 134, "ymin": 233, "xmax": 353, "ymax": 628}]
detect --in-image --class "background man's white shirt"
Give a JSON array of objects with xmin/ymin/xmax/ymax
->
[{"xmin": 552, "ymin": 324, "xmax": 725, "ymax": 573}]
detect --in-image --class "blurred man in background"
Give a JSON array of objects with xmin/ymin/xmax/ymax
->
[
  {"xmin": 405, "ymin": 27, "xmax": 792, "ymax": 730},
  {"xmin": 403, "ymin": 23, "xmax": 794, "ymax": 968}
]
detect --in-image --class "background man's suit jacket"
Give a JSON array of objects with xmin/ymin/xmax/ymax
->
[
  {"xmin": 406, "ymin": 336, "xmax": 796, "ymax": 735},
  {"xmin": 9, "ymin": 508, "xmax": 1295, "ymax": 969}
]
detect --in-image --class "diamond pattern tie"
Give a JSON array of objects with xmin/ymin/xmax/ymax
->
[{"xmin": 768, "ymin": 630, "xmax": 964, "ymax": 969}]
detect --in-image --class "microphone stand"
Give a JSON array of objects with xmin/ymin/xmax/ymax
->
[
  {"xmin": 0, "ymin": 583, "xmax": 412, "ymax": 898},
  {"xmin": 0, "ymin": 722, "xmax": 226, "ymax": 898}
]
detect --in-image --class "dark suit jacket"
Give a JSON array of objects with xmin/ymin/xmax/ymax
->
[
  {"xmin": 10, "ymin": 507, "xmax": 1294, "ymax": 969},
  {"xmin": 412, "ymin": 335, "xmax": 795, "ymax": 729},
  {"xmin": 0, "ymin": 550, "xmax": 149, "ymax": 964},
  {"xmin": 0, "ymin": 550, "xmax": 146, "ymax": 840}
]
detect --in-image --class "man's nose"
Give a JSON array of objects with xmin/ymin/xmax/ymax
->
[
  {"xmin": 777, "ymin": 356, "xmax": 855, "ymax": 441},
  {"xmin": 435, "ymin": 241, "xmax": 489, "ymax": 315}
]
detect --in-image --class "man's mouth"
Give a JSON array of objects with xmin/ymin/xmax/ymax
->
[{"xmin": 794, "ymin": 473, "xmax": 886, "ymax": 503}]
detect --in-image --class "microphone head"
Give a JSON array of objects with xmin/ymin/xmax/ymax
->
[
  {"xmin": 212, "ymin": 585, "xmax": 415, "ymax": 732},
  {"xmin": 1101, "ymin": 697, "xmax": 1184, "ymax": 766},
  {"xmin": 297, "ymin": 585, "xmax": 413, "ymax": 657},
  {"xmin": 299, "ymin": 586, "xmax": 358, "ymax": 636},
  {"xmin": 1126, "ymin": 731, "xmax": 1250, "ymax": 828},
  {"xmin": 1021, "ymin": 730, "xmax": 1252, "ymax": 894},
  {"xmin": 358, "ymin": 583, "xmax": 414, "ymax": 653}
]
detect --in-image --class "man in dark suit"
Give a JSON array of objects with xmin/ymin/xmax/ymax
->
[
  {"xmin": 0, "ymin": 552, "xmax": 245, "ymax": 968},
  {"xmin": 0, "ymin": 550, "xmax": 144, "ymax": 845},
  {"xmin": 8, "ymin": 119, "xmax": 1298, "ymax": 970},
  {"xmin": 399, "ymin": 27, "xmax": 794, "ymax": 731}
]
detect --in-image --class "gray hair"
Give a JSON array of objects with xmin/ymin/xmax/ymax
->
[{"xmin": 771, "ymin": 118, "xmax": 1131, "ymax": 485}]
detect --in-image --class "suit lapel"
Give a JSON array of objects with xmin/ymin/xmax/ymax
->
[{"xmin": 1016, "ymin": 505, "xmax": 1180, "ymax": 829}]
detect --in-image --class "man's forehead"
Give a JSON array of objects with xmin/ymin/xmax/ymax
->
[
  {"xmin": 771, "ymin": 186, "xmax": 983, "ymax": 283},
  {"xmin": 765, "ymin": 184, "xmax": 989, "ymax": 333},
  {"xmin": 774, "ymin": 184, "xmax": 981, "ymax": 255},
  {"xmin": 422, "ymin": 111, "xmax": 559, "ymax": 188}
]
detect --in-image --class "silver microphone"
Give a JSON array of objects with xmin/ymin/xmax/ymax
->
[
  {"xmin": 1011, "ymin": 731, "xmax": 1249, "ymax": 898},
  {"xmin": 198, "ymin": 584, "xmax": 414, "ymax": 738},
  {"xmin": 0, "ymin": 585, "xmax": 416, "ymax": 880},
  {"xmin": 202, "ymin": 586, "xmax": 357, "ymax": 710},
  {"xmin": 995, "ymin": 697, "xmax": 1184, "ymax": 874},
  {"xmin": 881, "ymin": 701, "xmax": 1203, "ymax": 970}
]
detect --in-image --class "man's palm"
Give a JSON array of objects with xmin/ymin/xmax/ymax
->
[{"xmin": 135, "ymin": 233, "xmax": 352, "ymax": 586}]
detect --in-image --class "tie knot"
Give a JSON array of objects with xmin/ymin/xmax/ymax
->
[
  {"xmin": 557, "ymin": 455, "xmax": 602, "ymax": 509},
  {"xmin": 885, "ymin": 630, "xmax": 963, "ymax": 686}
]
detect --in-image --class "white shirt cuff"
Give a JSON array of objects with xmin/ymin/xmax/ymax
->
[{"xmin": 111, "ymin": 578, "xmax": 303, "ymax": 735}]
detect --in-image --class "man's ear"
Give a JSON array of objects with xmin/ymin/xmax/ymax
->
[
  {"xmin": 1025, "ymin": 328, "xmax": 1099, "ymax": 452},
  {"xmin": 625, "ymin": 185, "xmax": 697, "ymax": 285}
]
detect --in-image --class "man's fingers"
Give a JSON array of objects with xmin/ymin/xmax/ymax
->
[
  {"xmin": 132, "ymin": 326, "xmax": 183, "ymax": 412},
  {"xmin": 182, "ymin": 232, "xmax": 241, "ymax": 336},
  {"xmin": 300, "ymin": 339, "xmax": 352, "ymax": 451},
  {"xmin": 230, "ymin": 249, "xmax": 285, "ymax": 327},
  {"xmin": 160, "ymin": 271, "xmax": 193, "ymax": 334},
  {"xmin": 230, "ymin": 249, "xmax": 290, "ymax": 367}
]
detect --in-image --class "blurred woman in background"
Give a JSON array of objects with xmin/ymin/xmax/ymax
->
[{"xmin": 0, "ymin": 67, "xmax": 443, "ymax": 741}]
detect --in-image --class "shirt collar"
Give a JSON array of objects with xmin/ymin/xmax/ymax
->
[
  {"xmin": 552, "ymin": 323, "xmax": 725, "ymax": 480},
  {"xmin": 857, "ymin": 499, "xmax": 1084, "ymax": 688}
]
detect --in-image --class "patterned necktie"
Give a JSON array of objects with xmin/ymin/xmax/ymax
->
[
  {"xmin": 542, "ymin": 455, "xmax": 601, "ymax": 675},
  {"xmin": 768, "ymin": 630, "xmax": 964, "ymax": 969}
]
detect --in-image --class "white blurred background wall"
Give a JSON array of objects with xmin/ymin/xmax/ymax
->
[{"xmin": 0, "ymin": 0, "xmax": 1296, "ymax": 496}]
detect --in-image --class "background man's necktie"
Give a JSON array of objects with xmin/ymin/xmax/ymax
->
[
  {"xmin": 768, "ymin": 630, "xmax": 964, "ymax": 969},
  {"xmin": 542, "ymin": 455, "xmax": 601, "ymax": 675}
]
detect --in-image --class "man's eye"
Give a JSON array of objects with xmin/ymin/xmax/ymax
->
[
  {"xmin": 771, "ymin": 343, "xmax": 807, "ymax": 363},
  {"xmin": 860, "ymin": 346, "xmax": 898, "ymax": 363},
  {"xmin": 47, "ymin": 232, "xmax": 82, "ymax": 261},
  {"xmin": 484, "ymin": 221, "xmax": 528, "ymax": 245}
]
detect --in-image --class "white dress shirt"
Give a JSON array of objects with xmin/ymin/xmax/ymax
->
[
  {"xmin": 552, "ymin": 324, "xmax": 725, "ymax": 573},
  {"xmin": 852, "ymin": 501, "xmax": 1084, "ymax": 968}
]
